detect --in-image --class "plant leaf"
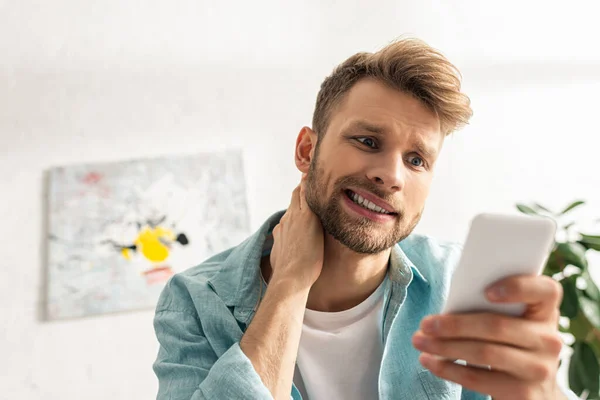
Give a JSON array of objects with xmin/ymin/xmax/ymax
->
[
  {"xmin": 581, "ymin": 342, "xmax": 600, "ymax": 397},
  {"xmin": 583, "ymin": 270, "xmax": 600, "ymax": 302},
  {"xmin": 533, "ymin": 203, "xmax": 554, "ymax": 214},
  {"xmin": 569, "ymin": 343, "xmax": 587, "ymax": 396},
  {"xmin": 580, "ymin": 234, "xmax": 600, "ymax": 251},
  {"xmin": 544, "ymin": 250, "xmax": 564, "ymax": 275},
  {"xmin": 570, "ymin": 341, "xmax": 600, "ymax": 397},
  {"xmin": 579, "ymin": 295, "xmax": 600, "ymax": 330},
  {"xmin": 561, "ymin": 276, "xmax": 581, "ymax": 319},
  {"xmin": 560, "ymin": 200, "xmax": 586, "ymax": 215},
  {"xmin": 556, "ymin": 242, "xmax": 588, "ymax": 270},
  {"xmin": 516, "ymin": 204, "xmax": 538, "ymax": 215}
]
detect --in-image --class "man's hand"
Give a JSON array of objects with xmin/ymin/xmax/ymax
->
[
  {"xmin": 412, "ymin": 274, "xmax": 568, "ymax": 399},
  {"xmin": 240, "ymin": 175, "xmax": 324, "ymax": 400},
  {"xmin": 269, "ymin": 174, "xmax": 324, "ymax": 289}
]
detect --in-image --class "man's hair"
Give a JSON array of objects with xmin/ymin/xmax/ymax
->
[{"xmin": 312, "ymin": 38, "xmax": 473, "ymax": 137}]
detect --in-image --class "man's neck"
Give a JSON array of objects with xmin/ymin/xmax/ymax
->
[
  {"xmin": 260, "ymin": 233, "xmax": 391, "ymax": 313},
  {"xmin": 305, "ymin": 233, "xmax": 390, "ymax": 312}
]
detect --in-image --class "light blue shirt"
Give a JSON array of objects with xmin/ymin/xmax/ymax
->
[{"xmin": 152, "ymin": 210, "xmax": 578, "ymax": 399}]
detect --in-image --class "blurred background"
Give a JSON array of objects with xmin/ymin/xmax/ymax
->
[{"xmin": 1, "ymin": 1, "xmax": 599, "ymax": 399}]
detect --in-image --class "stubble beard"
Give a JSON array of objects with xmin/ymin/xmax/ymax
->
[{"xmin": 304, "ymin": 155, "xmax": 422, "ymax": 254}]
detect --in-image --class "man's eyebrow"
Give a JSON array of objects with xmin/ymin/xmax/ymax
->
[
  {"xmin": 348, "ymin": 120, "xmax": 438, "ymax": 154},
  {"xmin": 413, "ymin": 141, "xmax": 438, "ymax": 159},
  {"xmin": 346, "ymin": 120, "xmax": 387, "ymax": 135}
]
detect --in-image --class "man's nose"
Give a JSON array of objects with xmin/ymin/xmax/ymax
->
[{"xmin": 367, "ymin": 155, "xmax": 405, "ymax": 192}]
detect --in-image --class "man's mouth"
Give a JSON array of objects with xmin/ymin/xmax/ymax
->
[{"xmin": 344, "ymin": 189, "xmax": 396, "ymax": 215}]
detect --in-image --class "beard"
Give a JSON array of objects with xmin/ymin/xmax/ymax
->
[{"xmin": 304, "ymin": 154, "xmax": 422, "ymax": 254}]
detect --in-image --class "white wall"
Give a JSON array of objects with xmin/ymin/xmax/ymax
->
[{"xmin": 1, "ymin": 1, "xmax": 599, "ymax": 399}]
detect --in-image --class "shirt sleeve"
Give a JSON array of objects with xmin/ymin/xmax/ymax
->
[
  {"xmin": 460, "ymin": 388, "xmax": 491, "ymax": 399},
  {"xmin": 153, "ymin": 308, "xmax": 275, "ymax": 399}
]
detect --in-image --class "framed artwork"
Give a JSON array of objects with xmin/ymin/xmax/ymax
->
[{"xmin": 45, "ymin": 150, "xmax": 250, "ymax": 320}]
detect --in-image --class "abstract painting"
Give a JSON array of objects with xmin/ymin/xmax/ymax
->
[{"xmin": 45, "ymin": 150, "xmax": 251, "ymax": 320}]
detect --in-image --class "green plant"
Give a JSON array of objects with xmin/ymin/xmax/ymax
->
[{"xmin": 516, "ymin": 200, "xmax": 600, "ymax": 399}]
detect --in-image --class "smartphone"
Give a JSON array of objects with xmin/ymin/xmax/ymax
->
[{"xmin": 442, "ymin": 212, "xmax": 557, "ymax": 316}]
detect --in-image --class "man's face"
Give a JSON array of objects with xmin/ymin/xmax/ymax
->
[{"xmin": 303, "ymin": 78, "xmax": 444, "ymax": 254}]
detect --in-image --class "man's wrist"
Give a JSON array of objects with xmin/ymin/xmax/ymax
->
[{"xmin": 269, "ymin": 271, "xmax": 314, "ymax": 294}]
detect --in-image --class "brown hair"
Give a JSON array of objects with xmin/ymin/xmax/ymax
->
[{"xmin": 312, "ymin": 38, "xmax": 473, "ymax": 137}]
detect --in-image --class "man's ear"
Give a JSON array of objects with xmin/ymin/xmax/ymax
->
[{"xmin": 294, "ymin": 126, "xmax": 318, "ymax": 174}]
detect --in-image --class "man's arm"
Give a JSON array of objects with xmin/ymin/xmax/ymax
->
[
  {"xmin": 153, "ymin": 280, "xmax": 275, "ymax": 400},
  {"xmin": 240, "ymin": 279, "xmax": 310, "ymax": 399},
  {"xmin": 153, "ymin": 276, "xmax": 312, "ymax": 400},
  {"xmin": 241, "ymin": 177, "xmax": 324, "ymax": 398},
  {"xmin": 153, "ymin": 177, "xmax": 323, "ymax": 400}
]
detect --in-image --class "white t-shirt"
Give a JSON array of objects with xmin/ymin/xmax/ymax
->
[{"xmin": 293, "ymin": 279, "xmax": 387, "ymax": 400}]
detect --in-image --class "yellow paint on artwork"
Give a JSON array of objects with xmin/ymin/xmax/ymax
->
[
  {"xmin": 134, "ymin": 226, "xmax": 176, "ymax": 263},
  {"xmin": 121, "ymin": 248, "xmax": 131, "ymax": 260}
]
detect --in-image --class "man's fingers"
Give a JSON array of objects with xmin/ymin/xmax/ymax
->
[
  {"xmin": 419, "ymin": 353, "xmax": 534, "ymax": 399},
  {"xmin": 413, "ymin": 334, "xmax": 560, "ymax": 382},
  {"xmin": 419, "ymin": 313, "xmax": 550, "ymax": 350},
  {"xmin": 485, "ymin": 275, "xmax": 562, "ymax": 306},
  {"xmin": 485, "ymin": 275, "xmax": 563, "ymax": 320},
  {"xmin": 289, "ymin": 183, "xmax": 301, "ymax": 211},
  {"xmin": 288, "ymin": 173, "xmax": 309, "ymax": 211},
  {"xmin": 299, "ymin": 173, "xmax": 307, "ymax": 210}
]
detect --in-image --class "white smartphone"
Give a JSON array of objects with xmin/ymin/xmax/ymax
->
[{"xmin": 442, "ymin": 212, "xmax": 557, "ymax": 317}]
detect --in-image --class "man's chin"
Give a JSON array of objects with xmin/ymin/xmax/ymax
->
[
  {"xmin": 326, "ymin": 225, "xmax": 399, "ymax": 254},
  {"xmin": 340, "ymin": 239, "xmax": 394, "ymax": 255}
]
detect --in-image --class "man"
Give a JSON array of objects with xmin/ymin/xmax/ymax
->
[{"xmin": 153, "ymin": 38, "xmax": 577, "ymax": 399}]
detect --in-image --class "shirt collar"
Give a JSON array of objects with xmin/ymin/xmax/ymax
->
[{"xmin": 207, "ymin": 210, "xmax": 429, "ymax": 314}]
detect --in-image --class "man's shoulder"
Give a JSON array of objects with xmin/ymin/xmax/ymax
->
[
  {"xmin": 400, "ymin": 233, "xmax": 462, "ymax": 260},
  {"xmin": 154, "ymin": 247, "xmax": 235, "ymax": 314},
  {"xmin": 399, "ymin": 233, "xmax": 463, "ymax": 282}
]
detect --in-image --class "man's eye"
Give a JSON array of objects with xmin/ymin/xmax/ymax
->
[
  {"xmin": 356, "ymin": 137, "xmax": 377, "ymax": 148},
  {"xmin": 408, "ymin": 156, "xmax": 424, "ymax": 167}
]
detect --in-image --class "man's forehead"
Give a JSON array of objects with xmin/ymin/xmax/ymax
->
[{"xmin": 333, "ymin": 82, "xmax": 441, "ymax": 134}]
